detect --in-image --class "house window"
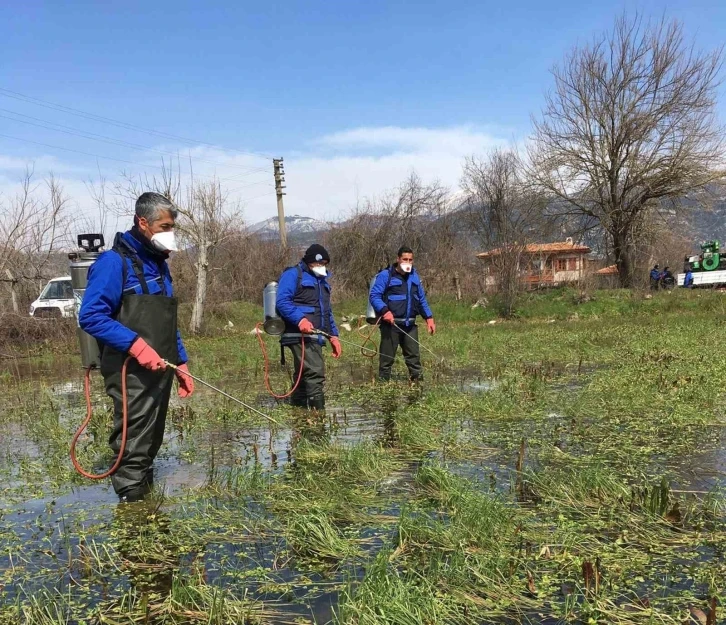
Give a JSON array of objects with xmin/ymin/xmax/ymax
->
[
  {"xmin": 568, "ymin": 258, "xmax": 577, "ymax": 271},
  {"xmin": 555, "ymin": 258, "xmax": 567, "ymax": 272}
]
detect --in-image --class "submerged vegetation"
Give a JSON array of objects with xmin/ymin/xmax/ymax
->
[{"xmin": 0, "ymin": 288, "xmax": 725, "ymax": 624}]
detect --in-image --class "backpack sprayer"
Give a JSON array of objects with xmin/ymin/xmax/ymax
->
[
  {"xmin": 256, "ymin": 280, "xmax": 307, "ymax": 399},
  {"xmin": 69, "ymin": 235, "xmax": 278, "ymax": 481}
]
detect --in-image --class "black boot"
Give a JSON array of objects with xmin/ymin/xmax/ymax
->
[
  {"xmin": 290, "ymin": 394, "xmax": 308, "ymax": 409},
  {"xmin": 308, "ymin": 395, "xmax": 326, "ymax": 412},
  {"xmin": 119, "ymin": 488, "xmax": 147, "ymax": 503}
]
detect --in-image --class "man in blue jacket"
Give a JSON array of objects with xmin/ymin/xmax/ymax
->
[
  {"xmin": 276, "ymin": 244, "xmax": 342, "ymax": 410},
  {"xmin": 683, "ymin": 265, "xmax": 695, "ymax": 288},
  {"xmin": 650, "ymin": 264, "xmax": 661, "ymax": 290},
  {"xmin": 369, "ymin": 246, "xmax": 435, "ymax": 382},
  {"xmin": 79, "ymin": 192, "xmax": 194, "ymax": 502}
]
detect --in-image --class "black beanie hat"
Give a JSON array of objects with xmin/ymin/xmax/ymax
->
[{"xmin": 303, "ymin": 243, "xmax": 330, "ymax": 265}]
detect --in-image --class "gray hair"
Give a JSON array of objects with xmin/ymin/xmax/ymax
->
[{"xmin": 135, "ymin": 192, "xmax": 178, "ymax": 223}]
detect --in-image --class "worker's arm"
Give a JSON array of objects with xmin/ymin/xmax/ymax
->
[
  {"xmin": 327, "ymin": 298, "xmax": 339, "ymax": 337},
  {"xmin": 175, "ymin": 331, "xmax": 188, "ymax": 365},
  {"xmin": 275, "ymin": 267, "xmax": 305, "ymax": 325},
  {"xmin": 79, "ymin": 252, "xmax": 138, "ymax": 352},
  {"xmin": 164, "ymin": 266, "xmax": 188, "ymax": 365},
  {"xmin": 416, "ymin": 279, "xmax": 434, "ymax": 320},
  {"xmin": 369, "ymin": 270, "xmax": 389, "ymax": 315}
]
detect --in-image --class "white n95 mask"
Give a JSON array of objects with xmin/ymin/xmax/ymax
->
[
  {"xmin": 400, "ymin": 262, "xmax": 413, "ymax": 273},
  {"xmin": 312, "ymin": 266, "xmax": 328, "ymax": 277},
  {"xmin": 151, "ymin": 231, "xmax": 178, "ymax": 253}
]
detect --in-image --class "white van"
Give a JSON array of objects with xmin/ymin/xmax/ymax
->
[{"xmin": 29, "ymin": 276, "xmax": 76, "ymax": 318}]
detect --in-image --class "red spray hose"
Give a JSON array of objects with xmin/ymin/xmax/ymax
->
[
  {"xmin": 357, "ymin": 317, "xmax": 381, "ymax": 359},
  {"xmin": 255, "ymin": 322, "xmax": 306, "ymax": 399},
  {"xmin": 70, "ymin": 357, "xmax": 131, "ymax": 479}
]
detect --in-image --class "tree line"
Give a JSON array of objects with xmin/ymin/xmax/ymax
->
[{"xmin": 1, "ymin": 13, "xmax": 723, "ymax": 332}]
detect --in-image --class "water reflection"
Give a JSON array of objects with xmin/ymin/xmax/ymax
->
[{"xmin": 112, "ymin": 500, "xmax": 176, "ymax": 596}]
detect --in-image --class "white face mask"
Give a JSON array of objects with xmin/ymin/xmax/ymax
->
[
  {"xmin": 150, "ymin": 231, "xmax": 178, "ymax": 253},
  {"xmin": 400, "ymin": 262, "xmax": 413, "ymax": 273},
  {"xmin": 312, "ymin": 265, "xmax": 327, "ymax": 277}
]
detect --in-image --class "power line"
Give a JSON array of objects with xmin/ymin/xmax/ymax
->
[
  {"xmin": 0, "ymin": 87, "xmax": 277, "ymax": 161},
  {"xmin": 0, "ymin": 131, "xmax": 272, "ymax": 189},
  {"xmin": 237, "ymin": 189, "xmax": 278, "ymax": 204},
  {"xmin": 227, "ymin": 179, "xmax": 276, "ymax": 194},
  {"xmin": 0, "ymin": 108, "xmax": 269, "ymax": 177}
]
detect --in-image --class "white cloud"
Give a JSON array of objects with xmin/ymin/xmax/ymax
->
[
  {"xmin": 316, "ymin": 125, "xmax": 504, "ymax": 156},
  {"xmin": 0, "ymin": 125, "xmax": 511, "ymax": 229}
]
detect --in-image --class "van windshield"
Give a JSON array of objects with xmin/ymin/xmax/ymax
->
[{"xmin": 40, "ymin": 280, "xmax": 73, "ymax": 300}]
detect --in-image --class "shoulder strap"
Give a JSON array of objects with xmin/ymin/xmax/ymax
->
[
  {"xmin": 112, "ymin": 239, "xmax": 150, "ymax": 295},
  {"xmin": 385, "ymin": 267, "xmax": 395, "ymax": 291},
  {"xmin": 378, "ymin": 267, "xmax": 395, "ymax": 305}
]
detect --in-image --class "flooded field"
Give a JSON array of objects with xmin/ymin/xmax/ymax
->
[{"xmin": 1, "ymin": 290, "xmax": 725, "ymax": 624}]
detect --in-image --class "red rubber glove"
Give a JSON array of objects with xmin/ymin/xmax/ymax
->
[
  {"xmin": 298, "ymin": 318, "xmax": 315, "ymax": 334},
  {"xmin": 381, "ymin": 311, "xmax": 395, "ymax": 324},
  {"xmin": 128, "ymin": 338, "xmax": 166, "ymax": 371},
  {"xmin": 426, "ymin": 318, "xmax": 436, "ymax": 335},
  {"xmin": 330, "ymin": 337, "xmax": 342, "ymax": 359},
  {"xmin": 176, "ymin": 363, "xmax": 194, "ymax": 398}
]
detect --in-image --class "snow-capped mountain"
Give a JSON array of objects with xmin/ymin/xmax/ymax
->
[{"xmin": 248, "ymin": 215, "xmax": 330, "ymax": 244}]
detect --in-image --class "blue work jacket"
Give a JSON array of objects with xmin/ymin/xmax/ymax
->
[{"xmin": 369, "ymin": 265, "xmax": 433, "ymax": 327}]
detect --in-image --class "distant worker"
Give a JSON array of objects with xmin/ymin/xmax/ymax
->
[
  {"xmin": 79, "ymin": 192, "xmax": 194, "ymax": 503},
  {"xmin": 369, "ymin": 246, "xmax": 435, "ymax": 383},
  {"xmin": 649, "ymin": 264, "xmax": 661, "ymax": 290},
  {"xmin": 661, "ymin": 266, "xmax": 675, "ymax": 289},
  {"xmin": 276, "ymin": 244, "xmax": 342, "ymax": 411},
  {"xmin": 684, "ymin": 266, "xmax": 694, "ymax": 288}
]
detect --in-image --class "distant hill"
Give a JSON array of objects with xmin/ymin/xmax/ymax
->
[{"xmin": 246, "ymin": 186, "xmax": 726, "ymax": 253}]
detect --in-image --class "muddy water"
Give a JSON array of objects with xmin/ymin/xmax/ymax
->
[
  {"xmin": 3, "ymin": 358, "xmax": 726, "ymax": 623},
  {"xmin": 0, "ymin": 382, "xmax": 415, "ymax": 623}
]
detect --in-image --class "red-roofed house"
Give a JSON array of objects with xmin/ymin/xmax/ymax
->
[{"xmin": 476, "ymin": 237, "xmax": 592, "ymax": 291}]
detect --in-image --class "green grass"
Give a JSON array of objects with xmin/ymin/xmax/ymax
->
[{"xmin": 1, "ymin": 288, "xmax": 726, "ymax": 624}]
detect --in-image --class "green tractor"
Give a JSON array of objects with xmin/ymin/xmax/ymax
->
[{"xmin": 688, "ymin": 240, "xmax": 726, "ymax": 272}]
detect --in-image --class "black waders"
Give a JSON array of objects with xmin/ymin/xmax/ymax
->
[
  {"xmin": 378, "ymin": 323, "xmax": 422, "ymax": 382},
  {"xmin": 101, "ymin": 245, "xmax": 179, "ymax": 502},
  {"xmin": 285, "ymin": 339, "xmax": 326, "ymax": 410}
]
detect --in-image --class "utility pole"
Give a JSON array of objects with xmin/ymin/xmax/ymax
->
[{"xmin": 273, "ymin": 158, "xmax": 288, "ymax": 249}]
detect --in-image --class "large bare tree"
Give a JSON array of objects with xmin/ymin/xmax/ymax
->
[
  {"xmin": 529, "ymin": 15, "xmax": 724, "ymax": 286},
  {"xmin": 462, "ymin": 148, "xmax": 548, "ymax": 317}
]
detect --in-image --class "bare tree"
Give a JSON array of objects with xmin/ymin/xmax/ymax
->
[
  {"xmin": 529, "ymin": 14, "xmax": 725, "ymax": 287},
  {"xmin": 0, "ymin": 170, "xmax": 69, "ymax": 312},
  {"xmin": 176, "ymin": 180, "xmax": 244, "ymax": 334},
  {"xmin": 462, "ymin": 148, "xmax": 548, "ymax": 317},
  {"xmin": 102, "ymin": 160, "xmax": 244, "ymax": 334},
  {"xmin": 325, "ymin": 173, "xmax": 455, "ymax": 296}
]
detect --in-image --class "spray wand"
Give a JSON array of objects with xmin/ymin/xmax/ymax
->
[{"xmin": 165, "ymin": 362, "xmax": 280, "ymax": 426}]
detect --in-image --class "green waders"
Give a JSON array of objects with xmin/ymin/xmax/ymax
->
[
  {"xmin": 285, "ymin": 339, "xmax": 326, "ymax": 410},
  {"xmin": 378, "ymin": 323, "xmax": 422, "ymax": 382},
  {"xmin": 100, "ymin": 252, "xmax": 179, "ymax": 502}
]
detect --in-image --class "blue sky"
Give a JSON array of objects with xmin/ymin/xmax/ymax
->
[{"xmin": 1, "ymin": 0, "xmax": 725, "ymax": 224}]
